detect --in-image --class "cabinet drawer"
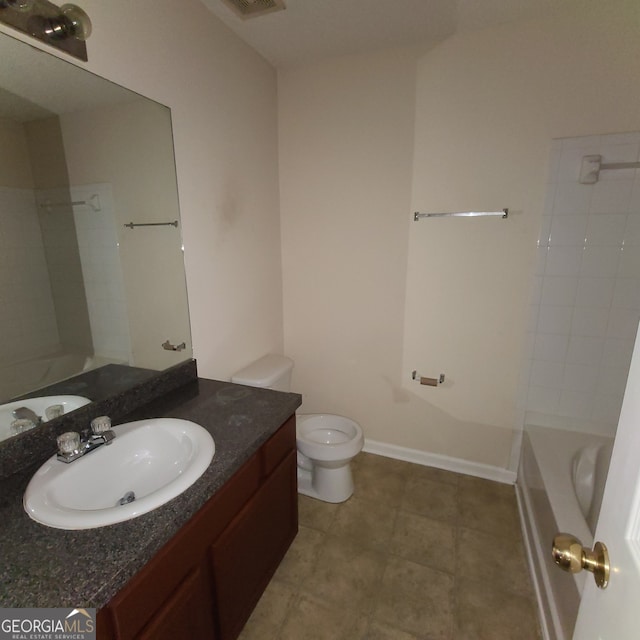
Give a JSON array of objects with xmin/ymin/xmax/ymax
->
[{"xmin": 262, "ymin": 415, "xmax": 296, "ymax": 476}]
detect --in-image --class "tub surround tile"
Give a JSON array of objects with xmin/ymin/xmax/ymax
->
[
  {"xmin": 549, "ymin": 214, "xmax": 588, "ymax": 246},
  {"xmin": 570, "ymin": 306, "xmax": 610, "ymax": 337},
  {"xmin": 540, "ymin": 275, "xmax": 579, "ymax": 306},
  {"xmin": 533, "ymin": 333, "xmax": 570, "ymax": 362},
  {"xmin": 527, "ymin": 131, "xmax": 640, "ymax": 433},
  {"xmin": 586, "ymin": 213, "xmax": 627, "ymax": 246},
  {"xmin": 551, "ymin": 182, "xmax": 593, "ymax": 216}
]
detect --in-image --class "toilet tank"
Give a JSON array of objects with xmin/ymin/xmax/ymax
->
[{"xmin": 231, "ymin": 355, "xmax": 294, "ymax": 392}]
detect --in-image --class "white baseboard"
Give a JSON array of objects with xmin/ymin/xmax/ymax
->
[{"xmin": 362, "ymin": 438, "xmax": 517, "ymax": 485}]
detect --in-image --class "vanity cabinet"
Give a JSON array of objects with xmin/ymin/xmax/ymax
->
[
  {"xmin": 96, "ymin": 416, "xmax": 298, "ymax": 640},
  {"xmin": 135, "ymin": 563, "xmax": 214, "ymax": 640}
]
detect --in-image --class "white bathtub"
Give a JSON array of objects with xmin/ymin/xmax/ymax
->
[
  {"xmin": 0, "ymin": 352, "xmax": 125, "ymax": 402},
  {"xmin": 517, "ymin": 425, "xmax": 613, "ymax": 640}
]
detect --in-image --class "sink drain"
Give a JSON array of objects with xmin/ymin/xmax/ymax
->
[{"xmin": 117, "ymin": 491, "xmax": 136, "ymax": 506}]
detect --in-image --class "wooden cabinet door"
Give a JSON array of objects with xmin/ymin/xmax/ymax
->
[
  {"xmin": 211, "ymin": 450, "xmax": 298, "ymax": 640},
  {"xmin": 136, "ymin": 563, "xmax": 215, "ymax": 640},
  {"xmin": 98, "ymin": 416, "xmax": 297, "ymax": 640}
]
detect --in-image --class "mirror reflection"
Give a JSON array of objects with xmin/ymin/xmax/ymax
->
[{"xmin": 0, "ymin": 33, "xmax": 192, "ymax": 442}]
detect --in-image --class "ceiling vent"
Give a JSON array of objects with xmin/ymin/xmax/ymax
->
[{"xmin": 220, "ymin": 0, "xmax": 286, "ymax": 19}]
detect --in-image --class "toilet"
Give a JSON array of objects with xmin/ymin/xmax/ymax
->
[{"xmin": 231, "ymin": 355, "xmax": 363, "ymax": 503}]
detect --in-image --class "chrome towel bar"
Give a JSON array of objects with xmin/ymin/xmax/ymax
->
[
  {"xmin": 124, "ymin": 220, "xmax": 179, "ymax": 229},
  {"xmin": 414, "ymin": 208, "xmax": 508, "ymax": 221}
]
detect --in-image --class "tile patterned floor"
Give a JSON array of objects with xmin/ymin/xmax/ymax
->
[{"xmin": 238, "ymin": 452, "xmax": 542, "ymax": 640}]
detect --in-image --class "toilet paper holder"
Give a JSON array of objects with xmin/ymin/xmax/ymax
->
[{"xmin": 412, "ymin": 371, "xmax": 445, "ymax": 387}]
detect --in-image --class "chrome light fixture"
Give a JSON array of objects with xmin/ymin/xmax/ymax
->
[{"xmin": 0, "ymin": 0, "xmax": 91, "ymax": 61}]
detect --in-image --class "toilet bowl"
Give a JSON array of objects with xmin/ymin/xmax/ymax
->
[
  {"xmin": 296, "ymin": 413, "xmax": 364, "ymax": 503},
  {"xmin": 231, "ymin": 355, "xmax": 364, "ymax": 503}
]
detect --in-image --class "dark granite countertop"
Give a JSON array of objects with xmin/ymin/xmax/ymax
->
[
  {"xmin": 0, "ymin": 377, "xmax": 301, "ymax": 610},
  {"xmin": 0, "ymin": 361, "xmax": 199, "ymax": 479},
  {"xmin": 14, "ymin": 363, "xmax": 160, "ymax": 405}
]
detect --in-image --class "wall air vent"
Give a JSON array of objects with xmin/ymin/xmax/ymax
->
[{"xmin": 220, "ymin": 0, "xmax": 286, "ymax": 19}]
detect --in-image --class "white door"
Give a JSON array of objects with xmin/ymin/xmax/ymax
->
[{"xmin": 572, "ymin": 326, "xmax": 640, "ymax": 639}]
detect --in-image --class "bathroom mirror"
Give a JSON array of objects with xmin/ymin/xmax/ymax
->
[{"xmin": 0, "ymin": 32, "xmax": 192, "ymax": 443}]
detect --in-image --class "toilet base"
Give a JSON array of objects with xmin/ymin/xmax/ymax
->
[{"xmin": 297, "ymin": 464, "xmax": 354, "ymax": 503}]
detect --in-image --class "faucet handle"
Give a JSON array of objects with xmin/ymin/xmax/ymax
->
[
  {"xmin": 57, "ymin": 431, "xmax": 80, "ymax": 456},
  {"xmin": 45, "ymin": 404, "xmax": 64, "ymax": 420},
  {"xmin": 91, "ymin": 416, "xmax": 112, "ymax": 435}
]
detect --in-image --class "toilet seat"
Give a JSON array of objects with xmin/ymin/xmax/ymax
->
[
  {"xmin": 305, "ymin": 429, "xmax": 351, "ymax": 445},
  {"xmin": 296, "ymin": 414, "xmax": 363, "ymax": 463}
]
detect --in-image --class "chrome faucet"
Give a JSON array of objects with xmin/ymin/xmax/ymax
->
[{"xmin": 56, "ymin": 416, "xmax": 115, "ymax": 463}]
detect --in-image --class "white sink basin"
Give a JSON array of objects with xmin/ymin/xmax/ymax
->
[
  {"xmin": 0, "ymin": 395, "xmax": 92, "ymax": 439},
  {"xmin": 24, "ymin": 418, "xmax": 215, "ymax": 530}
]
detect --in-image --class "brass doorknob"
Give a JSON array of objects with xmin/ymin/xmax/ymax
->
[{"xmin": 552, "ymin": 533, "xmax": 610, "ymax": 589}]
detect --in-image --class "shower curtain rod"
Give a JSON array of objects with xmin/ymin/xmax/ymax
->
[
  {"xmin": 38, "ymin": 193, "xmax": 101, "ymax": 213},
  {"xmin": 580, "ymin": 154, "xmax": 640, "ymax": 184}
]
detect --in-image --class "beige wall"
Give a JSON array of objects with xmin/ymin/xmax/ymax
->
[
  {"xmin": 0, "ymin": 119, "xmax": 61, "ymax": 377},
  {"xmin": 25, "ymin": 117, "xmax": 71, "ymax": 188},
  {"xmin": 279, "ymin": 46, "xmax": 420, "ymax": 440},
  {"xmin": 25, "ymin": 117, "xmax": 93, "ymax": 355},
  {"xmin": 0, "ymin": 0, "xmax": 284, "ymax": 379},
  {"xmin": 59, "ymin": 100, "xmax": 189, "ymax": 369},
  {"xmin": 280, "ymin": 1, "xmax": 640, "ymax": 471},
  {"xmin": 0, "ymin": 118, "xmax": 33, "ymax": 188},
  {"xmin": 78, "ymin": 0, "xmax": 284, "ymax": 378},
  {"xmin": 3, "ymin": 0, "xmax": 638, "ymax": 471}
]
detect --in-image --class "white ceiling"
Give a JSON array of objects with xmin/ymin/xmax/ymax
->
[{"xmin": 199, "ymin": 0, "xmax": 579, "ymax": 69}]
